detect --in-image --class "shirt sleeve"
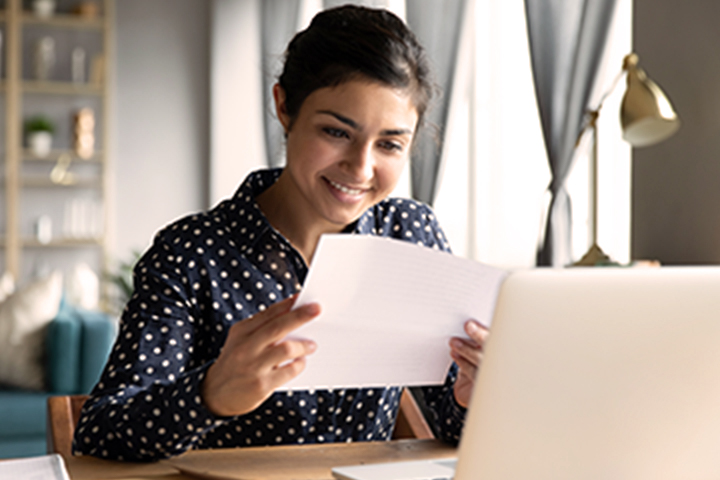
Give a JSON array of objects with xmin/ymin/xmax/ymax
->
[{"xmin": 72, "ymin": 229, "xmax": 232, "ymax": 461}]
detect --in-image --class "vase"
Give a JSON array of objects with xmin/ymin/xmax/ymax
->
[
  {"xmin": 34, "ymin": 37, "xmax": 56, "ymax": 81},
  {"xmin": 28, "ymin": 131, "xmax": 53, "ymax": 158}
]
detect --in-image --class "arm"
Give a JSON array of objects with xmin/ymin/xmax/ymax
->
[
  {"xmin": 73, "ymin": 228, "xmax": 319, "ymax": 461},
  {"xmin": 73, "ymin": 232, "xmax": 218, "ymax": 461}
]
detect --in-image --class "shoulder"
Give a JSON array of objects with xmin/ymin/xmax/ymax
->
[
  {"xmin": 367, "ymin": 198, "xmax": 451, "ymax": 252},
  {"xmin": 152, "ymin": 207, "xmax": 226, "ymax": 251}
]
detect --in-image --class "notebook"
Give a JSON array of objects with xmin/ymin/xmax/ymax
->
[{"xmin": 333, "ymin": 266, "xmax": 720, "ymax": 480}]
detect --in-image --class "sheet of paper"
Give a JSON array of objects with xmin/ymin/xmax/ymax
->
[
  {"xmin": 282, "ymin": 234, "xmax": 508, "ymax": 390},
  {"xmin": 0, "ymin": 454, "xmax": 70, "ymax": 480}
]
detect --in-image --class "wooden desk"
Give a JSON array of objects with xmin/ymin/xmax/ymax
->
[{"xmin": 64, "ymin": 439, "xmax": 456, "ymax": 480}]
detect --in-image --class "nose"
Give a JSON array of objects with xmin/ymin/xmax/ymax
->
[{"xmin": 344, "ymin": 142, "xmax": 374, "ymax": 182}]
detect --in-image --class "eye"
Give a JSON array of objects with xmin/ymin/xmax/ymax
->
[
  {"xmin": 377, "ymin": 140, "xmax": 404, "ymax": 153},
  {"xmin": 323, "ymin": 127, "xmax": 349, "ymax": 139}
]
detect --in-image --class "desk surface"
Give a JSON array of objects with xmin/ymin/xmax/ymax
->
[{"xmin": 64, "ymin": 439, "xmax": 456, "ymax": 480}]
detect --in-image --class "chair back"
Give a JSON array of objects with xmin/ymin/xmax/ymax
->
[
  {"xmin": 47, "ymin": 389, "xmax": 430, "ymax": 456},
  {"xmin": 47, "ymin": 394, "xmax": 89, "ymax": 458},
  {"xmin": 393, "ymin": 388, "xmax": 434, "ymax": 440}
]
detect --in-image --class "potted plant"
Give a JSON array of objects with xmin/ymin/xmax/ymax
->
[
  {"xmin": 105, "ymin": 250, "xmax": 141, "ymax": 315},
  {"xmin": 25, "ymin": 115, "xmax": 55, "ymax": 158}
]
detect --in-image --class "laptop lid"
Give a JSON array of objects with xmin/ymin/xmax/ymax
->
[{"xmin": 454, "ymin": 266, "xmax": 720, "ymax": 480}]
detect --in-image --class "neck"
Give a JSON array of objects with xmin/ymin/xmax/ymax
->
[{"xmin": 256, "ymin": 172, "xmax": 344, "ymax": 264}]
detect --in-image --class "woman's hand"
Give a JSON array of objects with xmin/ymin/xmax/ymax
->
[
  {"xmin": 202, "ymin": 295, "xmax": 320, "ymax": 417},
  {"xmin": 449, "ymin": 319, "xmax": 489, "ymax": 408}
]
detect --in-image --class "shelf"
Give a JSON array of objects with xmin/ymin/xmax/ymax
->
[
  {"xmin": 23, "ymin": 149, "xmax": 104, "ymax": 163},
  {"xmin": 21, "ymin": 13, "xmax": 103, "ymax": 30},
  {"xmin": 21, "ymin": 237, "xmax": 104, "ymax": 248},
  {"xmin": 0, "ymin": 237, "xmax": 103, "ymax": 249},
  {"xmin": 3, "ymin": 0, "xmax": 112, "ymax": 283},
  {"xmin": 22, "ymin": 80, "xmax": 103, "ymax": 95},
  {"xmin": 22, "ymin": 178, "xmax": 102, "ymax": 188}
]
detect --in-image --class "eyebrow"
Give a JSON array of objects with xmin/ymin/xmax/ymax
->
[{"xmin": 317, "ymin": 110, "xmax": 414, "ymax": 136}]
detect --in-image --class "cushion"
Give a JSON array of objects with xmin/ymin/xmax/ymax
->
[
  {"xmin": 0, "ymin": 390, "xmax": 50, "ymax": 437},
  {"xmin": 66, "ymin": 262, "xmax": 99, "ymax": 310},
  {"xmin": 0, "ymin": 272, "xmax": 63, "ymax": 390},
  {"xmin": 78, "ymin": 309, "xmax": 116, "ymax": 393},
  {"xmin": 0, "ymin": 272, "xmax": 15, "ymax": 303},
  {"xmin": 46, "ymin": 300, "xmax": 82, "ymax": 394}
]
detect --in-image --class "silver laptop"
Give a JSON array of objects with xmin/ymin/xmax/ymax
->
[{"xmin": 333, "ymin": 266, "xmax": 720, "ymax": 480}]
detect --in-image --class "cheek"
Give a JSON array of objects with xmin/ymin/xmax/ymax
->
[
  {"xmin": 377, "ymin": 158, "xmax": 408, "ymax": 191},
  {"xmin": 286, "ymin": 135, "xmax": 338, "ymax": 170}
]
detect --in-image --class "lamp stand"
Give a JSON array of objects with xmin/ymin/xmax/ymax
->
[{"xmin": 573, "ymin": 110, "xmax": 617, "ymax": 267}]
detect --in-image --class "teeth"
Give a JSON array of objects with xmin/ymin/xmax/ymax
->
[{"xmin": 328, "ymin": 179, "xmax": 362, "ymax": 196}]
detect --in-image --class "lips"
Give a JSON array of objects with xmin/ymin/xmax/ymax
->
[{"xmin": 325, "ymin": 178, "xmax": 366, "ymax": 196}]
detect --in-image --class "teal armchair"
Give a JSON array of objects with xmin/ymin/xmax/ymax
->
[{"xmin": 0, "ymin": 301, "xmax": 115, "ymax": 458}]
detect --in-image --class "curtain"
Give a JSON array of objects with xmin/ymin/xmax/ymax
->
[
  {"xmin": 525, "ymin": 0, "xmax": 618, "ymax": 266},
  {"xmin": 261, "ymin": 0, "xmax": 302, "ymax": 168},
  {"xmin": 405, "ymin": 0, "xmax": 467, "ymax": 206}
]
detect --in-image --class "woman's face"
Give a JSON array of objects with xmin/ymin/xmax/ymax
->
[{"xmin": 275, "ymin": 79, "xmax": 418, "ymax": 229}]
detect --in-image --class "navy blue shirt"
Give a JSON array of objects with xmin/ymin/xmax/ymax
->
[{"xmin": 73, "ymin": 168, "xmax": 466, "ymax": 461}]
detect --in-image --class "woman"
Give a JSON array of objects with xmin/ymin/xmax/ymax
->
[{"xmin": 74, "ymin": 5, "xmax": 487, "ymax": 461}]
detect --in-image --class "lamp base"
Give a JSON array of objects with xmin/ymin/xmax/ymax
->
[{"xmin": 572, "ymin": 243, "xmax": 619, "ymax": 267}]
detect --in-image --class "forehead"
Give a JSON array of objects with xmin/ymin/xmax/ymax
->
[{"xmin": 300, "ymin": 80, "xmax": 419, "ymax": 130}]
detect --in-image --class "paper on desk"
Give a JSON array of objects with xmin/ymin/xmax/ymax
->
[
  {"xmin": 0, "ymin": 454, "xmax": 70, "ymax": 480},
  {"xmin": 282, "ymin": 234, "xmax": 508, "ymax": 391}
]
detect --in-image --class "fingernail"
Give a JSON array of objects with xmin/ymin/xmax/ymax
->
[{"xmin": 302, "ymin": 303, "xmax": 321, "ymax": 316}]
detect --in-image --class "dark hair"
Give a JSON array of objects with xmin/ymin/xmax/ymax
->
[{"xmin": 278, "ymin": 5, "xmax": 433, "ymax": 130}]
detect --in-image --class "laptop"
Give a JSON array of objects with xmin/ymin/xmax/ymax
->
[{"xmin": 333, "ymin": 266, "xmax": 720, "ymax": 480}]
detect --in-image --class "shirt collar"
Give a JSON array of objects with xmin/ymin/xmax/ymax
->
[{"xmin": 227, "ymin": 168, "xmax": 283, "ymax": 253}]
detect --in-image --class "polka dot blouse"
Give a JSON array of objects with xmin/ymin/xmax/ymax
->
[{"xmin": 73, "ymin": 168, "xmax": 467, "ymax": 461}]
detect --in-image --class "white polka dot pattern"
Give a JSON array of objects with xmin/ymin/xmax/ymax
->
[{"xmin": 73, "ymin": 168, "xmax": 466, "ymax": 461}]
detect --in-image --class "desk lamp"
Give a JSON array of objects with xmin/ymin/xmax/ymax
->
[{"xmin": 573, "ymin": 53, "xmax": 680, "ymax": 266}]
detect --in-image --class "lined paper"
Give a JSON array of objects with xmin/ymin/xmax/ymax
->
[{"xmin": 283, "ymin": 234, "xmax": 508, "ymax": 390}]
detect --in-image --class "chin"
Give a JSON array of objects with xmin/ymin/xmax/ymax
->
[{"xmin": 323, "ymin": 208, "xmax": 366, "ymax": 228}]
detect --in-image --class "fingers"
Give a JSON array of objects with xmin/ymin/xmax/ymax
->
[
  {"xmin": 226, "ymin": 298, "xmax": 320, "ymax": 356},
  {"xmin": 202, "ymin": 299, "xmax": 320, "ymax": 417},
  {"xmin": 268, "ymin": 356, "xmax": 309, "ymax": 388},
  {"xmin": 231, "ymin": 295, "xmax": 297, "ymax": 336},
  {"xmin": 260, "ymin": 338, "xmax": 317, "ymax": 372},
  {"xmin": 451, "ymin": 346, "xmax": 479, "ymax": 380},
  {"xmin": 252, "ymin": 302, "xmax": 321, "ymax": 347},
  {"xmin": 464, "ymin": 319, "xmax": 489, "ymax": 345},
  {"xmin": 450, "ymin": 319, "xmax": 488, "ymax": 371}
]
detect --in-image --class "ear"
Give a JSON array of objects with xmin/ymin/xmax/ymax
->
[{"xmin": 273, "ymin": 83, "xmax": 291, "ymax": 133}]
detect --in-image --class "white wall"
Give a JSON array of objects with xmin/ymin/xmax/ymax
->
[
  {"xmin": 112, "ymin": 0, "xmax": 209, "ymax": 261},
  {"xmin": 209, "ymin": 0, "xmax": 266, "ymax": 206}
]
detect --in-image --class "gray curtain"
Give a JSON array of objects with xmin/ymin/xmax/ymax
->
[
  {"xmin": 525, "ymin": 0, "xmax": 618, "ymax": 266},
  {"xmin": 261, "ymin": 0, "xmax": 302, "ymax": 168},
  {"xmin": 406, "ymin": 0, "xmax": 467, "ymax": 206}
]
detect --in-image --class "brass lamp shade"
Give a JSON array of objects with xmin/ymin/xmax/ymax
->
[{"xmin": 620, "ymin": 53, "xmax": 680, "ymax": 147}]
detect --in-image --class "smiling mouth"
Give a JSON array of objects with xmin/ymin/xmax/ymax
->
[{"xmin": 326, "ymin": 178, "xmax": 365, "ymax": 196}]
